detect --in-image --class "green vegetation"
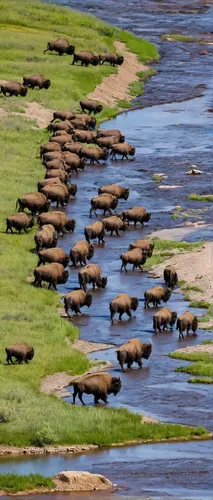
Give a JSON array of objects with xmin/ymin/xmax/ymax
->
[
  {"xmin": 202, "ymin": 340, "xmax": 213, "ymax": 345},
  {"xmin": 0, "ymin": 473, "xmax": 54, "ymax": 493},
  {"xmin": 189, "ymin": 301, "xmax": 211, "ymax": 309},
  {"xmin": 189, "ymin": 194, "xmax": 213, "ymax": 202},
  {"xmin": 152, "ymin": 175, "xmax": 163, "ymax": 183},
  {"xmin": 161, "ymin": 34, "xmax": 199, "ymax": 43},
  {"xmin": 118, "ymin": 30, "xmax": 159, "ymax": 63},
  {"xmin": 169, "ymin": 351, "xmax": 213, "ymax": 383},
  {"xmin": 189, "ymin": 377, "xmax": 213, "ymax": 384},
  {"xmin": 117, "ymin": 99, "xmax": 131, "ymax": 109},
  {"xmin": 129, "ymin": 80, "xmax": 143, "ymax": 97},
  {"xmin": 182, "ymin": 285, "xmax": 202, "ymax": 293},
  {"xmin": 143, "ymin": 238, "xmax": 202, "ymax": 270}
]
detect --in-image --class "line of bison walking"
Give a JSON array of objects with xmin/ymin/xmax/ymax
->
[{"xmin": 5, "ymin": 95, "xmax": 198, "ymax": 406}]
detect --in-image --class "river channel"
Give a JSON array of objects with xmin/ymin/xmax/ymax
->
[{"xmin": 1, "ymin": 0, "xmax": 213, "ymax": 498}]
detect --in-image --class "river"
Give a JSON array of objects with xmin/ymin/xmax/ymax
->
[{"xmin": 1, "ymin": 0, "xmax": 213, "ymax": 498}]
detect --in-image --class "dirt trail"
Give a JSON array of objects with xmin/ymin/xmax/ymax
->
[{"xmin": 88, "ymin": 41, "xmax": 148, "ymax": 106}]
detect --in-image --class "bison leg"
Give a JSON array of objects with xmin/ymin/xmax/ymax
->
[
  {"xmin": 127, "ymin": 362, "xmax": 133, "ymax": 369},
  {"xmin": 94, "ymin": 395, "xmax": 100, "ymax": 404},
  {"xmin": 78, "ymin": 392, "xmax": 85, "ymax": 405},
  {"xmin": 138, "ymin": 360, "xmax": 142, "ymax": 368},
  {"xmin": 6, "ymin": 223, "xmax": 13, "ymax": 234},
  {"xmin": 118, "ymin": 312, "xmax": 123, "ymax": 321},
  {"xmin": 100, "ymin": 392, "xmax": 108, "ymax": 404},
  {"xmin": 6, "ymin": 354, "xmax": 13, "ymax": 365},
  {"xmin": 72, "ymin": 387, "xmax": 78, "ymax": 404},
  {"xmin": 116, "ymin": 229, "xmax": 120, "ymax": 236},
  {"xmin": 126, "ymin": 308, "xmax": 132, "ymax": 319}
]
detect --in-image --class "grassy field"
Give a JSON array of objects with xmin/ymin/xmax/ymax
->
[
  {"xmin": 143, "ymin": 238, "xmax": 202, "ymax": 269},
  {"xmin": 169, "ymin": 351, "xmax": 213, "ymax": 384},
  {"xmin": 0, "ymin": 473, "xmax": 54, "ymax": 493},
  {"xmin": 0, "ymin": 0, "xmax": 210, "ymax": 447}
]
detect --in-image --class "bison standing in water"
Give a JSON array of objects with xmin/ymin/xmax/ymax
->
[
  {"xmin": 90, "ymin": 194, "xmax": 118, "ymax": 217},
  {"xmin": 98, "ymin": 184, "xmax": 129, "ymax": 200},
  {"xmin": 144, "ymin": 286, "xmax": 171, "ymax": 308},
  {"xmin": 120, "ymin": 248, "xmax": 146, "ymax": 272},
  {"xmin": 78, "ymin": 264, "xmax": 107, "ymax": 292},
  {"xmin": 176, "ymin": 311, "xmax": 198, "ymax": 339},
  {"xmin": 110, "ymin": 293, "xmax": 139, "ymax": 323},
  {"xmin": 116, "ymin": 339, "xmax": 152, "ymax": 371},
  {"xmin": 70, "ymin": 240, "xmax": 94, "ymax": 266},
  {"xmin": 72, "ymin": 372, "xmax": 121, "ymax": 405},
  {"xmin": 84, "ymin": 221, "xmax": 105, "ymax": 244},
  {"xmin": 164, "ymin": 265, "xmax": 178, "ymax": 287},
  {"xmin": 153, "ymin": 307, "xmax": 177, "ymax": 333},
  {"xmin": 64, "ymin": 290, "xmax": 93, "ymax": 316}
]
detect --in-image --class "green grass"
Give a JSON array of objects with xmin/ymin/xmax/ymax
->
[
  {"xmin": 143, "ymin": 238, "xmax": 202, "ymax": 270},
  {"xmin": 0, "ymin": 473, "xmax": 54, "ymax": 493},
  {"xmin": 189, "ymin": 377, "xmax": 213, "ymax": 384},
  {"xmin": 161, "ymin": 34, "xmax": 199, "ymax": 42},
  {"xmin": 129, "ymin": 80, "xmax": 143, "ymax": 97},
  {"xmin": 152, "ymin": 175, "xmax": 163, "ymax": 183},
  {"xmin": 189, "ymin": 301, "xmax": 211, "ymax": 309},
  {"xmin": 189, "ymin": 194, "xmax": 213, "ymax": 202},
  {"xmin": 202, "ymin": 340, "xmax": 213, "ymax": 345},
  {"xmin": 169, "ymin": 351, "xmax": 213, "ymax": 383},
  {"xmin": 117, "ymin": 99, "xmax": 131, "ymax": 109},
  {"xmin": 182, "ymin": 285, "xmax": 202, "ymax": 293}
]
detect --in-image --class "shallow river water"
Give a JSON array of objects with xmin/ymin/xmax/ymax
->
[{"xmin": 1, "ymin": 0, "xmax": 213, "ymax": 498}]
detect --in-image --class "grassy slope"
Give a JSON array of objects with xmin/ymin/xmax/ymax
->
[
  {"xmin": 0, "ymin": 473, "xmax": 54, "ymax": 493},
  {"xmin": 169, "ymin": 351, "xmax": 213, "ymax": 384},
  {"xmin": 0, "ymin": 0, "xmax": 208, "ymax": 447}
]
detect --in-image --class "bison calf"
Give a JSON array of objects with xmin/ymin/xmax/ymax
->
[
  {"xmin": 6, "ymin": 343, "xmax": 34, "ymax": 365},
  {"xmin": 116, "ymin": 339, "xmax": 152, "ymax": 371},
  {"xmin": 110, "ymin": 293, "xmax": 139, "ymax": 323},
  {"xmin": 72, "ymin": 372, "xmax": 121, "ymax": 405}
]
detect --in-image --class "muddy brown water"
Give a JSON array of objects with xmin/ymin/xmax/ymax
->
[{"xmin": 1, "ymin": 0, "xmax": 213, "ymax": 498}]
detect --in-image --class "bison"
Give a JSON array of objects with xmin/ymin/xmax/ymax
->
[
  {"xmin": 33, "ymin": 262, "xmax": 69, "ymax": 290},
  {"xmin": 84, "ymin": 221, "xmax": 105, "ymax": 244},
  {"xmin": 129, "ymin": 239, "xmax": 154, "ymax": 257},
  {"xmin": 40, "ymin": 142, "xmax": 61, "ymax": 159},
  {"xmin": 73, "ymin": 130, "xmax": 96, "ymax": 144},
  {"xmin": 116, "ymin": 339, "xmax": 152, "ymax": 371},
  {"xmin": 75, "ymin": 113, "xmax": 96, "ymax": 129},
  {"xmin": 49, "ymin": 120, "xmax": 74, "ymax": 134},
  {"xmin": 50, "ymin": 134, "xmax": 73, "ymax": 146},
  {"xmin": 23, "ymin": 74, "xmax": 51, "ymax": 90},
  {"xmin": 144, "ymin": 286, "xmax": 171, "ymax": 308},
  {"xmin": 164, "ymin": 265, "xmax": 178, "ymax": 287},
  {"xmin": 120, "ymin": 248, "xmax": 146, "ymax": 273},
  {"xmin": 41, "ymin": 184, "xmax": 70, "ymax": 208},
  {"xmin": 110, "ymin": 293, "xmax": 139, "ymax": 323},
  {"xmin": 38, "ymin": 177, "xmax": 62, "ymax": 192},
  {"xmin": 39, "ymin": 211, "xmax": 75, "ymax": 233},
  {"xmin": 34, "ymin": 224, "xmax": 58, "ymax": 253},
  {"xmin": 5, "ymin": 343, "xmax": 34, "ymax": 365},
  {"xmin": 6, "ymin": 213, "xmax": 34, "ymax": 234},
  {"xmin": 176, "ymin": 311, "xmax": 198, "ymax": 339},
  {"xmin": 42, "ymin": 151, "xmax": 63, "ymax": 163},
  {"xmin": 98, "ymin": 184, "xmax": 129, "ymax": 200},
  {"xmin": 64, "ymin": 290, "xmax": 93, "ymax": 316},
  {"xmin": 16, "ymin": 193, "xmax": 50, "ymax": 215},
  {"xmin": 90, "ymin": 194, "xmax": 118, "ymax": 217},
  {"xmin": 51, "ymin": 110, "xmax": 76, "ymax": 122},
  {"xmin": 78, "ymin": 264, "xmax": 107, "ymax": 292},
  {"xmin": 38, "ymin": 248, "xmax": 69, "ymax": 267},
  {"xmin": 153, "ymin": 307, "xmax": 177, "ymax": 333},
  {"xmin": 100, "ymin": 53, "xmax": 124, "ymax": 66},
  {"xmin": 63, "ymin": 142, "xmax": 83, "ymax": 155},
  {"xmin": 44, "ymin": 38, "xmax": 75, "ymax": 56},
  {"xmin": 80, "ymin": 99, "xmax": 103, "ymax": 115},
  {"xmin": 73, "ymin": 51, "xmax": 100, "ymax": 67},
  {"xmin": 63, "ymin": 152, "xmax": 86, "ymax": 174},
  {"xmin": 96, "ymin": 136, "xmax": 121, "ymax": 149},
  {"xmin": 72, "ymin": 372, "xmax": 121, "ymax": 405},
  {"xmin": 0, "ymin": 81, "xmax": 28, "ymax": 97},
  {"xmin": 70, "ymin": 240, "xmax": 94, "ymax": 266},
  {"xmin": 97, "ymin": 129, "xmax": 125, "ymax": 142},
  {"xmin": 80, "ymin": 146, "xmax": 108, "ymax": 164},
  {"xmin": 122, "ymin": 207, "xmax": 151, "ymax": 226},
  {"xmin": 45, "ymin": 169, "xmax": 70, "ymax": 184},
  {"xmin": 102, "ymin": 216, "xmax": 128, "ymax": 236},
  {"xmin": 44, "ymin": 158, "xmax": 67, "ymax": 171},
  {"xmin": 110, "ymin": 143, "xmax": 135, "ymax": 160}
]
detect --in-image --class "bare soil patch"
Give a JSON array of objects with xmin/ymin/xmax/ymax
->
[
  {"xmin": 173, "ymin": 344, "xmax": 213, "ymax": 356},
  {"xmin": 88, "ymin": 41, "xmax": 148, "ymax": 106}
]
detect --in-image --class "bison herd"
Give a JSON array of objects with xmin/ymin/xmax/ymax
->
[{"xmin": 4, "ymin": 56, "xmax": 199, "ymax": 405}]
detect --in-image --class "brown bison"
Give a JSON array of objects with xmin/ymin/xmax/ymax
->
[
  {"xmin": 120, "ymin": 248, "xmax": 146, "ymax": 273},
  {"xmin": 51, "ymin": 110, "xmax": 76, "ymax": 122},
  {"xmin": 97, "ymin": 129, "xmax": 125, "ymax": 142},
  {"xmin": 102, "ymin": 216, "xmax": 128, "ymax": 236},
  {"xmin": 100, "ymin": 53, "xmax": 124, "ymax": 66},
  {"xmin": 0, "ymin": 81, "xmax": 28, "ymax": 97},
  {"xmin": 70, "ymin": 240, "xmax": 94, "ymax": 266},
  {"xmin": 45, "ymin": 169, "xmax": 70, "ymax": 184},
  {"xmin": 50, "ymin": 134, "xmax": 73, "ymax": 146},
  {"xmin": 38, "ymin": 177, "xmax": 62, "ymax": 192},
  {"xmin": 40, "ymin": 142, "xmax": 61, "ymax": 159},
  {"xmin": 5, "ymin": 343, "xmax": 34, "ymax": 365},
  {"xmin": 44, "ymin": 38, "xmax": 75, "ymax": 56},
  {"xmin": 176, "ymin": 311, "xmax": 198, "ymax": 339},
  {"xmin": 116, "ymin": 339, "xmax": 152, "ymax": 371},
  {"xmin": 23, "ymin": 74, "xmax": 51, "ymax": 89},
  {"xmin": 45, "ymin": 158, "xmax": 67, "ymax": 171},
  {"xmin": 72, "ymin": 372, "xmax": 121, "ymax": 405},
  {"xmin": 63, "ymin": 152, "xmax": 86, "ymax": 174},
  {"xmin": 34, "ymin": 224, "xmax": 58, "ymax": 253},
  {"xmin": 75, "ymin": 113, "xmax": 96, "ymax": 129},
  {"xmin": 84, "ymin": 221, "xmax": 105, "ymax": 244},
  {"xmin": 49, "ymin": 120, "xmax": 74, "ymax": 134},
  {"xmin": 90, "ymin": 194, "xmax": 118, "ymax": 217},
  {"xmin": 144, "ymin": 286, "xmax": 171, "ymax": 308},
  {"xmin": 6, "ymin": 213, "xmax": 34, "ymax": 234},
  {"xmin": 38, "ymin": 248, "xmax": 69, "ymax": 267},
  {"xmin": 122, "ymin": 207, "xmax": 151, "ymax": 226},
  {"xmin": 80, "ymin": 99, "xmax": 103, "ymax": 115},
  {"xmin": 129, "ymin": 239, "xmax": 154, "ymax": 257},
  {"xmin": 110, "ymin": 293, "xmax": 139, "ymax": 323},
  {"xmin": 39, "ymin": 211, "xmax": 75, "ymax": 233},
  {"xmin": 33, "ymin": 262, "xmax": 69, "ymax": 290},
  {"xmin": 98, "ymin": 184, "xmax": 129, "ymax": 200},
  {"xmin": 63, "ymin": 142, "xmax": 83, "ymax": 155},
  {"xmin": 78, "ymin": 264, "xmax": 107, "ymax": 292},
  {"xmin": 70, "ymin": 117, "xmax": 89, "ymax": 130},
  {"xmin": 41, "ymin": 184, "xmax": 70, "ymax": 208},
  {"xmin": 73, "ymin": 51, "xmax": 100, "ymax": 67},
  {"xmin": 80, "ymin": 146, "xmax": 108, "ymax": 164},
  {"xmin": 73, "ymin": 130, "xmax": 96, "ymax": 144},
  {"xmin": 42, "ymin": 151, "xmax": 63, "ymax": 163},
  {"xmin": 64, "ymin": 290, "xmax": 93, "ymax": 316},
  {"xmin": 96, "ymin": 136, "xmax": 121, "ymax": 149},
  {"xmin": 164, "ymin": 265, "xmax": 178, "ymax": 287},
  {"xmin": 110, "ymin": 143, "xmax": 135, "ymax": 160},
  {"xmin": 153, "ymin": 307, "xmax": 177, "ymax": 333},
  {"xmin": 16, "ymin": 193, "xmax": 50, "ymax": 215}
]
